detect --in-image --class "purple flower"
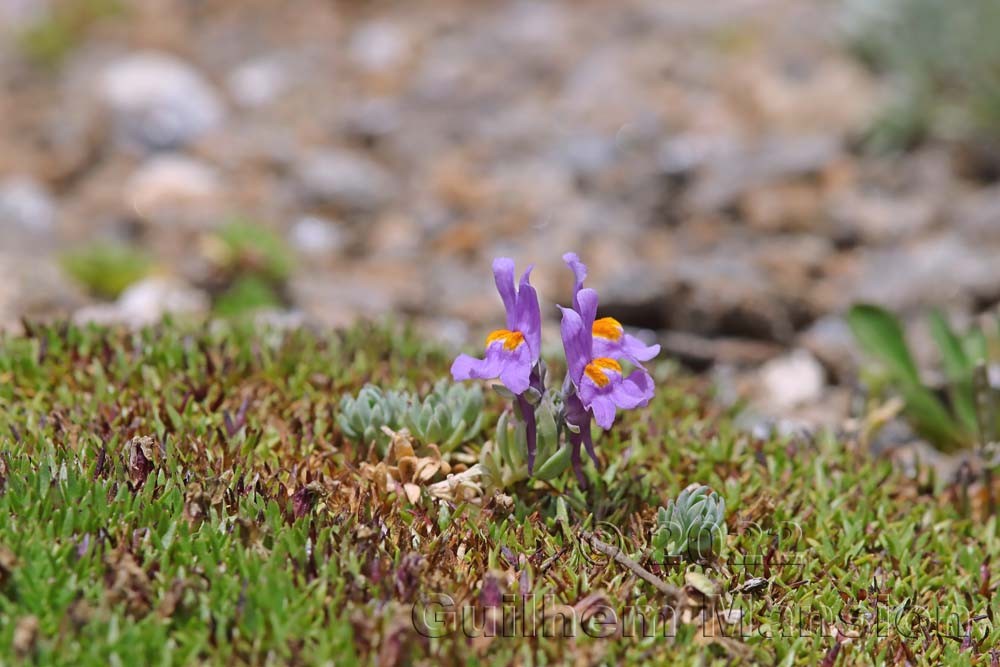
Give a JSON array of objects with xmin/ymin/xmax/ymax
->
[
  {"xmin": 451, "ymin": 258, "xmax": 543, "ymax": 471},
  {"xmin": 563, "ymin": 253, "xmax": 660, "ymax": 366},
  {"xmin": 451, "ymin": 258, "xmax": 541, "ymax": 394},
  {"xmin": 559, "ymin": 287, "xmax": 654, "ymax": 430}
]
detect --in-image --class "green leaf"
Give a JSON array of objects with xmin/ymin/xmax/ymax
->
[
  {"xmin": 898, "ymin": 383, "xmax": 966, "ymax": 452},
  {"xmin": 847, "ymin": 304, "xmax": 921, "ymax": 386},
  {"xmin": 928, "ymin": 310, "xmax": 977, "ymax": 433},
  {"xmin": 534, "ymin": 401, "xmax": 559, "ymax": 461},
  {"xmin": 963, "ymin": 328, "xmax": 988, "ymax": 366},
  {"xmin": 533, "ymin": 443, "xmax": 571, "ymax": 481},
  {"xmin": 928, "ymin": 310, "xmax": 970, "ymax": 377}
]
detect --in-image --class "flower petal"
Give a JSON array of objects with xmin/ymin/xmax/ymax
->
[
  {"xmin": 514, "ymin": 279, "xmax": 541, "ymax": 361},
  {"xmin": 593, "ymin": 332, "xmax": 661, "ymax": 366},
  {"xmin": 589, "ymin": 395, "xmax": 616, "ymax": 429},
  {"xmin": 611, "ymin": 369, "xmax": 654, "ymax": 409},
  {"xmin": 451, "ymin": 352, "xmax": 502, "ymax": 382},
  {"xmin": 492, "ymin": 257, "xmax": 518, "ymax": 330},
  {"xmin": 623, "ymin": 334, "xmax": 660, "ymax": 363},
  {"xmin": 559, "ymin": 305, "xmax": 590, "ymax": 385},
  {"xmin": 562, "ymin": 252, "xmax": 588, "ymax": 308},
  {"xmin": 498, "ymin": 345, "xmax": 532, "ymax": 394},
  {"xmin": 575, "ymin": 288, "xmax": 599, "ymax": 332},
  {"xmin": 451, "ymin": 336, "xmax": 533, "ymax": 393}
]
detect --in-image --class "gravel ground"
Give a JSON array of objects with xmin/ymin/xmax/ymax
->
[{"xmin": 2, "ymin": 0, "xmax": 999, "ymax": 425}]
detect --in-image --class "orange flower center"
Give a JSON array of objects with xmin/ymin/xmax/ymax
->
[
  {"xmin": 592, "ymin": 317, "xmax": 624, "ymax": 341},
  {"xmin": 584, "ymin": 357, "xmax": 622, "ymax": 387},
  {"xmin": 486, "ymin": 329, "xmax": 526, "ymax": 351}
]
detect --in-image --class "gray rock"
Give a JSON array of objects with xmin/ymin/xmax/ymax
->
[
  {"xmin": 349, "ymin": 21, "xmax": 410, "ymax": 72},
  {"xmin": 99, "ymin": 51, "xmax": 224, "ymax": 151},
  {"xmin": 0, "ymin": 0, "xmax": 46, "ymax": 31},
  {"xmin": 827, "ymin": 190, "xmax": 937, "ymax": 244},
  {"xmin": 687, "ymin": 135, "xmax": 841, "ymax": 212},
  {"xmin": 344, "ymin": 99, "xmax": 400, "ymax": 141},
  {"xmin": 798, "ymin": 315, "xmax": 858, "ymax": 380},
  {"xmin": 289, "ymin": 216, "xmax": 348, "ymax": 257},
  {"xmin": 127, "ymin": 155, "xmax": 222, "ymax": 227},
  {"xmin": 0, "ymin": 176, "xmax": 56, "ymax": 235},
  {"xmin": 757, "ymin": 349, "xmax": 826, "ymax": 410},
  {"xmin": 0, "ymin": 255, "xmax": 84, "ymax": 331},
  {"xmin": 853, "ymin": 235, "xmax": 1000, "ymax": 313},
  {"xmin": 226, "ymin": 56, "xmax": 291, "ymax": 109},
  {"xmin": 658, "ymin": 133, "xmax": 736, "ymax": 176},
  {"xmin": 291, "ymin": 270, "xmax": 411, "ymax": 329},
  {"xmin": 955, "ymin": 185, "xmax": 1000, "ymax": 243},
  {"xmin": 669, "ymin": 248, "xmax": 795, "ymax": 341},
  {"xmin": 558, "ymin": 134, "xmax": 617, "ymax": 178},
  {"xmin": 73, "ymin": 277, "xmax": 208, "ymax": 327},
  {"xmin": 294, "ymin": 150, "xmax": 394, "ymax": 212}
]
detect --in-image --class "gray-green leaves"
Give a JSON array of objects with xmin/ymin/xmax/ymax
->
[
  {"xmin": 404, "ymin": 381, "xmax": 484, "ymax": 452},
  {"xmin": 480, "ymin": 398, "xmax": 570, "ymax": 489},
  {"xmin": 336, "ymin": 385, "xmax": 409, "ymax": 454},
  {"xmin": 337, "ymin": 381, "xmax": 484, "ymax": 455},
  {"xmin": 652, "ymin": 485, "xmax": 726, "ymax": 562}
]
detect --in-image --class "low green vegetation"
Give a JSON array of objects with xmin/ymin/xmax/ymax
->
[
  {"xmin": 205, "ymin": 220, "xmax": 295, "ymax": 318},
  {"xmin": 60, "ymin": 243, "xmax": 150, "ymax": 300},
  {"xmin": 210, "ymin": 221, "xmax": 294, "ymax": 287},
  {"xmin": 847, "ymin": 304, "xmax": 998, "ymax": 452},
  {"xmin": 0, "ymin": 320, "xmax": 997, "ymax": 664},
  {"xmin": 60, "ymin": 220, "xmax": 297, "ymax": 319}
]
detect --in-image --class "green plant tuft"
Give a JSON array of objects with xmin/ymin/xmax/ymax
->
[
  {"xmin": 212, "ymin": 276, "xmax": 282, "ymax": 318},
  {"xmin": 846, "ymin": 303, "xmax": 1000, "ymax": 451},
  {"xmin": 60, "ymin": 242, "xmax": 150, "ymax": 300},
  {"xmin": 212, "ymin": 220, "xmax": 294, "ymax": 285},
  {"xmin": 336, "ymin": 384, "xmax": 409, "ymax": 455}
]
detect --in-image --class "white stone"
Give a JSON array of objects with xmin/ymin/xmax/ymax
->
[
  {"xmin": 74, "ymin": 278, "xmax": 208, "ymax": 327},
  {"xmin": 227, "ymin": 57, "xmax": 288, "ymax": 109},
  {"xmin": 758, "ymin": 349, "xmax": 825, "ymax": 410},
  {"xmin": 349, "ymin": 22, "xmax": 410, "ymax": 72},
  {"xmin": 0, "ymin": 176, "xmax": 55, "ymax": 234},
  {"xmin": 289, "ymin": 216, "xmax": 347, "ymax": 256},
  {"xmin": 295, "ymin": 150, "xmax": 393, "ymax": 212},
  {"xmin": 99, "ymin": 51, "xmax": 224, "ymax": 150},
  {"xmin": 127, "ymin": 155, "xmax": 221, "ymax": 226}
]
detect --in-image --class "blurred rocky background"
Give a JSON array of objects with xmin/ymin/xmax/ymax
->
[{"xmin": 2, "ymin": 0, "xmax": 1000, "ymax": 426}]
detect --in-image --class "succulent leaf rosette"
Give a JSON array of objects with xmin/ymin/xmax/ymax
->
[
  {"xmin": 403, "ymin": 380, "xmax": 484, "ymax": 452},
  {"xmin": 652, "ymin": 485, "xmax": 727, "ymax": 562},
  {"xmin": 338, "ymin": 381, "xmax": 484, "ymax": 455},
  {"xmin": 336, "ymin": 385, "xmax": 408, "ymax": 454}
]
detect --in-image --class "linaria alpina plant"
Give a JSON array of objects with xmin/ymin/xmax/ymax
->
[{"xmin": 452, "ymin": 253, "xmax": 659, "ymax": 483}]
